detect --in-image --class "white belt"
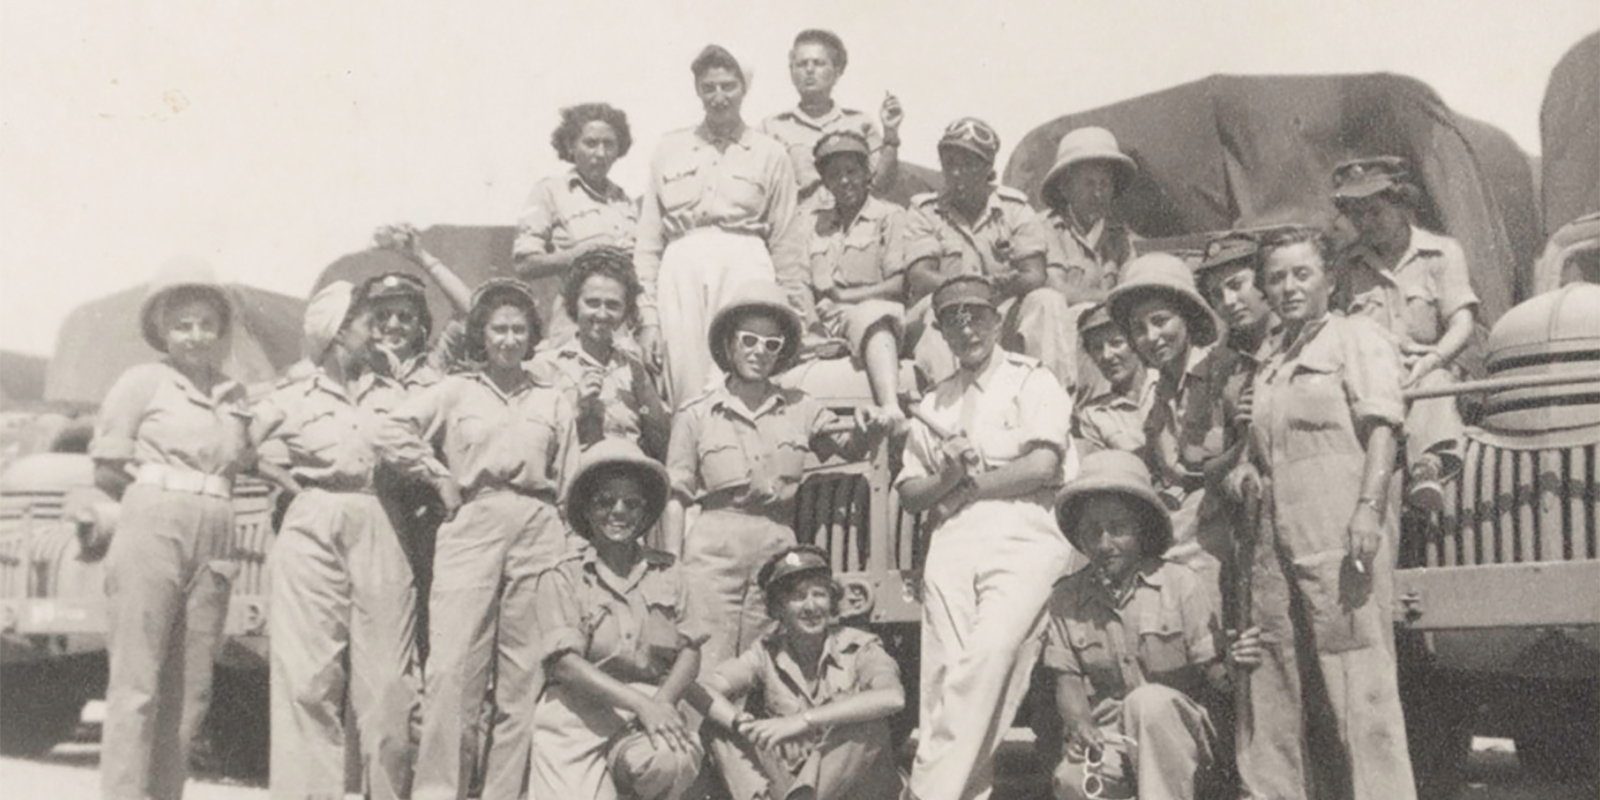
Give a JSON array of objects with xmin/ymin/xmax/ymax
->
[{"xmin": 135, "ymin": 464, "xmax": 232, "ymax": 498}]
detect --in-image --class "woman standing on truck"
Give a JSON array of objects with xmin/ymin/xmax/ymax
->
[
  {"xmin": 1237, "ymin": 226, "xmax": 1416, "ymax": 800},
  {"xmin": 250, "ymin": 281, "xmax": 417, "ymax": 800},
  {"xmin": 92, "ymin": 257, "xmax": 254, "ymax": 800},
  {"xmin": 514, "ymin": 103, "xmax": 639, "ymax": 350},
  {"xmin": 379, "ymin": 278, "xmax": 580, "ymax": 800},
  {"xmin": 530, "ymin": 439, "xmax": 706, "ymax": 800},
  {"xmin": 633, "ymin": 45, "xmax": 809, "ymax": 407}
]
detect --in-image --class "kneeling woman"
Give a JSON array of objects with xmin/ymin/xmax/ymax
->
[
  {"xmin": 531, "ymin": 439, "xmax": 706, "ymax": 800},
  {"xmin": 692, "ymin": 545, "xmax": 906, "ymax": 800}
]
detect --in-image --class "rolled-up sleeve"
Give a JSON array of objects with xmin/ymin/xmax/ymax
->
[
  {"xmin": 665, "ymin": 409, "xmax": 701, "ymax": 502},
  {"xmin": 535, "ymin": 566, "xmax": 588, "ymax": 666},
  {"xmin": 1433, "ymin": 240, "xmax": 1480, "ymax": 321},
  {"xmin": 1040, "ymin": 608, "xmax": 1082, "ymax": 676},
  {"xmin": 853, "ymin": 637, "xmax": 903, "ymax": 691},
  {"xmin": 513, "ymin": 182, "xmax": 558, "ymax": 261},
  {"xmin": 1340, "ymin": 320, "xmax": 1406, "ymax": 429},
  {"xmin": 92, "ymin": 365, "xmax": 160, "ymax": 462},
  {"xmin": 1007, "ymin": 208, "xmax": 1051, "ymax": 262},
  {"xmin": 1018, "ymin": 367, "xmax": 1075, "ymax": 460},
  {"xmin": 673, "ymin": 571, "xmax": 712, "ymax": 650},
  {"xmin": 248, "ymin": 391, "xmax": 291, "ymax": 469},
  {"xmin": 894, "ymin": 406, "xmax": 938, "ymax": 488},
  {"xmin": 900, "ymin": 208, "xmax": 942, "ymax": 273}
]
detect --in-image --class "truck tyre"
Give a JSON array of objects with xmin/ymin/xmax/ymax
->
[
  {"xmin": 193, "ymin": 665, "xmax": 269, "ymax": 779},
  {"xmin": 0, "ymin": 655, "xmax": 99, "ymax": 756}
]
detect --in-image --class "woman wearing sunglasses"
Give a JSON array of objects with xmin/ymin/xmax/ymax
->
[{"xmin": 530, "ymin": 439, "xmax": 706, "ymax": 800}]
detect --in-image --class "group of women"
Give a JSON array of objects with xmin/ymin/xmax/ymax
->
[{"xmin": 91, "ymin": 26, "xmax": 1459, "ymax": 800}]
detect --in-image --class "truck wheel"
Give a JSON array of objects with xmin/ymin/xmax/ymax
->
[
  {"xmin": 0, "ymin": 657, "xmax": 98, "ymax": 756},
  {"xmin": 1397, "ymin": 640, "xmax": 1475, "ymax": 800}
]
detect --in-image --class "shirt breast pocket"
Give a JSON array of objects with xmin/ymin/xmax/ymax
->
[
  {"xmin": 1138, "ymin": 609, "xmax": 1190, "ymax": 679},
  {"xmin": 724, "ymin": 172, "xmax": 766, "ymax": 212},
  {"xmin": 769, "ymin": 427, "xmax": 811, "ymax": 488},
  {"xmin": 659, "ymin": 166, "xmax": 702, "ymax": 212},
  {"xmin": 296, "ymin": 408, "xmax": 347, "ymax": 459},
  {"xmin": 697, "ymin": 424, "xmax": 750, "ymax": 492},
  {"xmin": 1065, "ymin": 619, "xmax": 1116, "ymax": 683},
  {"xmin": 1281, "ymin": 359, "xmax": 1354, "ymax": 462},
  {"xmin": 452, "ymin": 412, "xmax": 492, "ymax": 449}
]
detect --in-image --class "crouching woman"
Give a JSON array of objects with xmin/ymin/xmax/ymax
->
[
  {"xmin": 691, "ymin": 545, "xmax": 906, "ymax": 800},
  {"xmin": 531, "ymin": 439, "xmax": 707, "ymax": 800},
  {"xmin": 1044, "ymin": 450, "xmax": 1261, "ymax": 800}
]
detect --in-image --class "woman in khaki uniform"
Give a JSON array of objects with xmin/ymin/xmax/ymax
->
[
  {"xmin": 662, "ymin": 280, "xmax": 882, "ymax": 676},
  {"xmin": 379, "ymin": 278, "xmax": 579, "ymax": 800},
  {"xmin": 530, "ymin": 439, "xmax": 706, "ymax": 800},
  {"xmin": 1237, "ymin": 226, "xmax": 1416, "ymax": 800},
  {"xmin": 252, "ymin": 282, "xmax": 419, "ymax": 800},
  {"xmin": 693, "ymin": 545, "xmax": 906, "ymax": 800},
  {"xmin": 93, "ymin": 258, "xmax": 253, "ymax": 800}
]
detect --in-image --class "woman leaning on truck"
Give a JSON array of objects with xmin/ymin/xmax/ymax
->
[
  {"xmin": 1235, "ymin": 225, "xmax": 1417, "ymax": 800},
  {"xmin": 91, "ymin": 257, "xmax": 255, "ymax": 800}
]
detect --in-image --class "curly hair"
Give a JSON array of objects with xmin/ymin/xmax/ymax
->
[
  {"xmin": 792, "ymin": 29, "xmax": 847, "ymax": 71},
  {"xmin": 550, "ymin": 103, "xmax": 633, "ymax": 164},
  {"xmin": 691, "ymin": 44, "xmax": 745, "ymax": 86},
  {"xmin": 562, "ymin": 248, "xmax": 643, "ymax": 326}
]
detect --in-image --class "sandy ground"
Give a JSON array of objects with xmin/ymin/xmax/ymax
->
[{"xmin": 2, "ymin": 736, "xmax": 1594, "ymax": 799}]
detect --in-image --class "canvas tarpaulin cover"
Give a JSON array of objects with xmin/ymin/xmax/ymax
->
[{"xmin": 1003, "ymin": 73, "xmax": 1537, "ymax": 325}]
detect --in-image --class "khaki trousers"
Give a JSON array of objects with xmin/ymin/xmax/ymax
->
[
  {"xmin": 267, "ymin": 489, "xmax": 417, "ymax": 800},
  {"xmin": 101, "ymin": 484, "xmax": 234, "ymax": 800}
]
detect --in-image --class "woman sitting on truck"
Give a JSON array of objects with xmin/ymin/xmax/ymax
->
[{"xmin": 92, "ymin": 257, "xmax": 254, "ymax": 800}]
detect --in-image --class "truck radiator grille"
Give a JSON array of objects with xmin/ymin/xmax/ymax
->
[
  {"xmin": 1420, "ymin": 440, "xmax": 1598, "ymax": 568},
  {"xmin": 222, "ymin": 482, "xmax": 275, "ymax": 597}
]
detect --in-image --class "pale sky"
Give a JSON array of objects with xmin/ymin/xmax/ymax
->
[{"xmin": 3, "ymin": 0, "xmax": 1596, "ymax": 356}]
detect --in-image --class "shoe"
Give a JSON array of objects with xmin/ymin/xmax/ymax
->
[{"xmin": 1407, "ymin": 459, "xmax": 1445, "ymax": 512}]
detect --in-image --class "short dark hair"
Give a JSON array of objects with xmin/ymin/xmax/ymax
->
[
  {"xmin": 550, "ymin": 103, "xmax": 632, "ymax": 163},
  {"xmin": 562, "ymin": 248, "xmax": 642, "ymax": 327},
  {"xmin": 691, "ymin": 45, "xmax": 745, "ymax": 86},
  {"xmin": 792, "ymin": 29, "xmax": 847, "ymax": 71},
  {"xmin": 1258, "ymin": 225, "xmax": 1337, "ymax": 268}
]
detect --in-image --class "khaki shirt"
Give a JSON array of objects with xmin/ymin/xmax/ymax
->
[
  {"xmin": 901, "ymin": 186, "xmax": 1051, "ymax": 282},
  {"xmin": 380, "ymin": 370, "xmax": 579, "ymax": 500},
  {"xmin": 251, "ymin": 371, "xmax": 396, "ymax": 491},
  {"xmin": 1073, "ymin": 370, "xmax": 1158, "ymax": 456},
  {"xmin": 1040, "ymin": 559, "xmax": 1218, "ymax": 709},
  {"xmin": 716, "ymin": 625, "xmax": 901, "ymax": 716},
  {"xmin": 1043, "ymin": 210, "xmax": 1139, "ymax": 290},
  {"xmin": 528, "ymin": 338, "xmax": 664, "ymax": 450},
  {"xmin": 536, "ymin": 545, "xmax": 709, "ymax": 685},
  {"xmin": 898, "ymin": 350, "xmax": 1078, "ymax": 512},
  {"xmin": 665, "ymin": 384, "xmax": 827, "ymax": 516},
  {"xmin": 761, "ymin": 105, "xmax": 883, "ymax": 197},
  {"xmin": 1142, "ymin": 346, "xmax": 1229, "ymax": 494},
  {"xmin": 805, "ymin": 195, "xmax": 908, "ymax": 295},
  {"xmin": 634, "ymin": 124, "xmax": 806, "ymax": 327},
  {"xmin": 513, "ymin": 169, "xmax": 638, "ymax": 260},
  {"xmin": 91, "ymin": 361, "xmax": 252, "ymax": 480},
  {"xmin": 1336, "ymin": 226, "xmax": 1478, "ymax": 347}
]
